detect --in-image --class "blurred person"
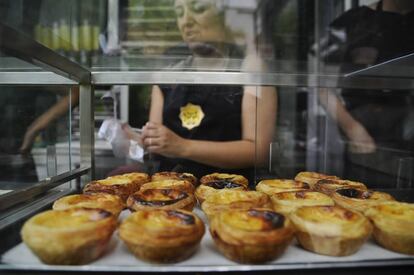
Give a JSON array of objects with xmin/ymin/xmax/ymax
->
[
  {"xmin": 0, "ymin": 87, "xmax": 79, "ymax": 183},
  {"xmin": 318, "ymin": 0, "xmax": 414, "ymax": 185},
  {"xmin": 114, "ymin": 0, "xmax": 277, "ymax": 184}
]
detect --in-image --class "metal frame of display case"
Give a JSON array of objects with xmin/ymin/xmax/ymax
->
[
  {"xmin": 0, "ymin": 23, "xmax": 93, "ymax": 222},
  {"xmin": 1, "ymin": 17, "xmax": 414, "ymax": 274}
]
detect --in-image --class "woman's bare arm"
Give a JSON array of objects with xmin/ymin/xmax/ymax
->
[
  {"xmin": 318, "ymin": 88, "xmax": 375, "ymax": 153},
  {"xmin": 142, "ymin": 84, "xmax": 277, "ymax": 169},
  {"xmin": 20, "ymin": 87, "xmax": 80, "ymax": 153}
]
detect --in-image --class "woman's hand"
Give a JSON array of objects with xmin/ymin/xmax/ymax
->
[
  {"xmin": 141, "ymin": 122, "xmax": 187, "ymax": 158},
  {"xmin": 19, "ymin": 127, "xmax": 38, "ymax": 155}
]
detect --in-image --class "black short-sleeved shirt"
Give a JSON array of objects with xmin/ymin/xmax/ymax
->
[{"xmin": 153, "ymin": 45, "xmax": 253, "ymax": 181}]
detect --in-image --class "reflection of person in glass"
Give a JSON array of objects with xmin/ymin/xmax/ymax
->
[
  {"xmin": 320, "ymin": 0, "xmax": 414, "ymax": 184},
  {"xmin": 0, "ymin": 87, "xmax": 79, "ymax": 183},
  {"xmin": 122, "ymin": 0, "xmax": 277, "ymax": 183}
]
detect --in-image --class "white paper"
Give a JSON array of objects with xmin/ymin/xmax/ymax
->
[{"xmin": 98, "ymin": 118, "xmax": 144, "ymax": 161}]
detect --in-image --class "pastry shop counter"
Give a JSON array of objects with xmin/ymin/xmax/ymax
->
[{"xmin": 1, "ymin": 208, "xmax": 413, "ymax": 274}]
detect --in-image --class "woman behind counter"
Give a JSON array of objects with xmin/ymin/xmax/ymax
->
[{"xmin": 119, "ymin": 0, "xmax": 277, "ymax": 183}]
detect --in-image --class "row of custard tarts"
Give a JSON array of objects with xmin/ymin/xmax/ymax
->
[
  {"xmin": 195, "ymin": 173, "xmax": 370, "ymax": 261},
  {"xmin": 208, "ymin": 177, "xmax": 368, "ymax": 258},
  {"xmin": 21, "ymin": 170, "xmax": 414, "ymax": 266},
  {"xmin": 82, "ymin": 171, "xmax": 199, "ymax": 212},
  {"xmin": 21, "ymin": 172, "xmax": 204, "ymax": 265},
  {"xmin": 289, "ymin": 171, "xmax": 414, "ymax": 255},
  {"xmin": 194, "ymin": 173, "xmax": 294, "ymax": 263},
  {"xmin": 82, "ymin": 171, "xmax": 203, "ymax": 263},
  {"xmin": 117, "ymin": 172, "xmax": 256, "ymax": 263}
]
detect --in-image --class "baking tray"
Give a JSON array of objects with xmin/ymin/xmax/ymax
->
[{"xmin": 1, "ymin": 208, "xmax": 414, "ymax": 272}]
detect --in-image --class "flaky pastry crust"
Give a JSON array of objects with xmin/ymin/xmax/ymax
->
[
  {"xmin": 332, "ymin": 188, "xmax": 395, "ymax": 212},
  {"xmin": 21, "ymin": 208, "xmax": 117, "ymax": 265},
  {"xmin": 127, "ymin": 188, "xmax": 195, "ymax": 212},
  {"xmin": 151, "ymin": 171, "xmax": 198, "ymax": 187},
  {"xmin": 256, "ymin": 179, "xmax": 310, "ymax": 196},
  {"xmin": 271, "ymin": 190, "xmax": 334, "ymax": 215},
  {"xmin": 201, "ymin": 190, "xmax": 271, "ymax": 221},
  {"xmin": 290, "ymin": 205, "xmax": 372, "ymax": 256},
  {"xmin": 119, "ymin": 209, "xmax": 205, "ymax": 263},
  {"xmin": 210, "ymin": 208, "xmax": 294, "ymax": 263},
  {"xmin": 313, "ymin": 179, "xmax": 367, "ymax": 195},
  {"xmin": 200, "ymin": 173, "xmax": 248, "ymax": 188},
  {"xmin": 53, "ymin": 193, "xmax": 125, "ymax": 217},
  {"xmin": 365, "ymin": 201, "xmax": 414, "ymax": 255},
  {"xmin": 295, "ymin": 171, "xmax": 340, "ymax": 188},
  {"xmin": 140, "ymin": 179, "xmax": 195, "ymax": 194},
  {"xmin": 83, "ymin": 172, "xmax": 150, "ymax": 202}
]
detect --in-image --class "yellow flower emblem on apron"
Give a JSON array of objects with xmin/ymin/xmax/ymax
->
[{"xmin": 179, "ymin": 103, "xmax": 204, "ymax": 130}]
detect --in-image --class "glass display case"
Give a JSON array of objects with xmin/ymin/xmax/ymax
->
[{"xmin": 0, "ymin": 0, "xmax": 413, "ymax": 273}]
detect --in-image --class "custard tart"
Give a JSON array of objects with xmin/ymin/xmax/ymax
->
[
  {"xmin": 201, "ymin": 190, "xmax": 271, "ymax": 221},
  {"xmin": 21, "ymin": 208, "xmax": 117, "ymax": 265},
  {"xmin": 295, "ymin": 171, "xmax": 340, "ymax": 188},
  {"xmin": 195, "ymin": 180, "xmax": 248, "ymax": 204},
  {"xmin": 140, "ymin": 179, "xmax": 195, "ymax": 195},
  {"xmin": 332, "ymin": 188, "xmax": 395, "ymax": 213},
  {"xmin": 365, "ymin": 201, "xmax": 414, "ymax": 255},
  {"xmin": 271, "ymin": 190, "xmax": 334, "ymax": 215},
  {"xmin": 127, "ymin": 188, "xmax": 195, "ymax": 212},
  {"xmin": 290, "ymin": 205, "xmax": 372, "ymax": 256},
  {"xmin": 256, "ymin": 179, "xmax": 310, "ymax": 196},
  {"xmin": 313, "ymin": 179, "xmax": 367, "ymax": 195},
  {"xmin": 196, "ymin": 173, "xmax": 249, "ymax": 204},
  {"xmin": 200, "ymin": 173, "xmax": 249, "ymax": 188},
  {"xmin": 53, "ymin": 193, "xmax": 125, "ymax": 217},
  {"xmin": 151, "ymin": 171, "xmax": 198, "ymax": 187},
  {"xmin": 83, "ymin": 172, "xmax": 150, "ymax": 202},
  {"xmin": 119, "ymin": 209, "xmax": 205, "ymax": 263},
  {"xmin": 209, "ymin": 208, "xmax": 294, "ymax": 263}
]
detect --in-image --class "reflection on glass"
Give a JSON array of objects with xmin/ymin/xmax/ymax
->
[
  {"xmin": 0, "ymin": 86, "xmax": 78, "ymax": 191},
  {"xmin": 2, "ymin": 0, "xmax": 414, "ymax": 76},
  {"xmin": 311, "ymin": 0, "xmax": 414, "ymax": 187},
  {"xmin": 0, "ymin": 0, "xmax": 105, "ymax": 66}
]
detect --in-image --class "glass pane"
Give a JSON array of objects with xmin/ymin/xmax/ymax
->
[
  {"xmin": 2, "ymin": 0, "xmax": 413, "ymax": 78},
  {"xmin": 262, "ymin": 84, "xmax": 414, "ymax": 194},
  {"xmin": 0, "ymin": 0, "xmax": 105, "ymax": 66},
  {"xmin": 0, "ymin": 85, "xmax": 77, "ymax": 192},
  {"xmin": 316, "ymin": 0, "xmax": 414, "ymax": 76},
  {"xmin": 92, "ymin": 84, "xmax": 278, "ymax": 186},
  {"xmin": 0, "ymin": 54, "xmax": 43, "ymax": 72}
]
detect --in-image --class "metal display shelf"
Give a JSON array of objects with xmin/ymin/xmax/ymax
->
[
  {"xmin": 1, "ymin": 69, "xmax": 413, "ymax": 89},
  {"xmin": 1, "ymin": 209, "xmax": 414, "ymax": 273},
  {"xmin": 0, "ymin": 22, "xmax": 95, "ymax": 239},
  {"xmin": 0, "ymin": 23, "xmax": 91, "ymax": 84},
  {"xmin": 0, "ymin": 72, "xmax": 77, "ymax": 85},
  {"xmin": 91, "ymin": 70, "xmax": 414, "ymax": 89}
]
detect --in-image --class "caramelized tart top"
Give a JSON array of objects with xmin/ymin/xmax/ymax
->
[
  {"xmin": 151, "ymin": 171, "xmax": 197, "ymax": 186},
  {"xmin": 119, "ymin": 209, "xmax": 205, "ymax": 246},
  {"xmin": 290, "ymin": 205, "xmax": 372, "ymax": 238},
  {"xmin": 27, "ymin": 208, "xmax": 113, "ymax": 229},
  {"xmin": 335, "ymin": 188, "xmax": 394, "ymax": 201},
  {"xmin": 53, "ymin": 193, "xmax": 124, "ymax": 215},
  {"xmin": 200, "ymin": 173, "xmax": 249, "ymax": 188},
  {"xmin": 365, "ymin": 201, "xmax": 414, "ymax": 233},
  {"xmin": 210, "ymin": 208, "xmax": 294, "ymax": 245},
  {"xmin": 256, "ymin": 179, "xmax": 309, "ymax": 195},
  {"xmin": 129, "ymin": 189, "xmax": 189, "ymax": 206}
]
